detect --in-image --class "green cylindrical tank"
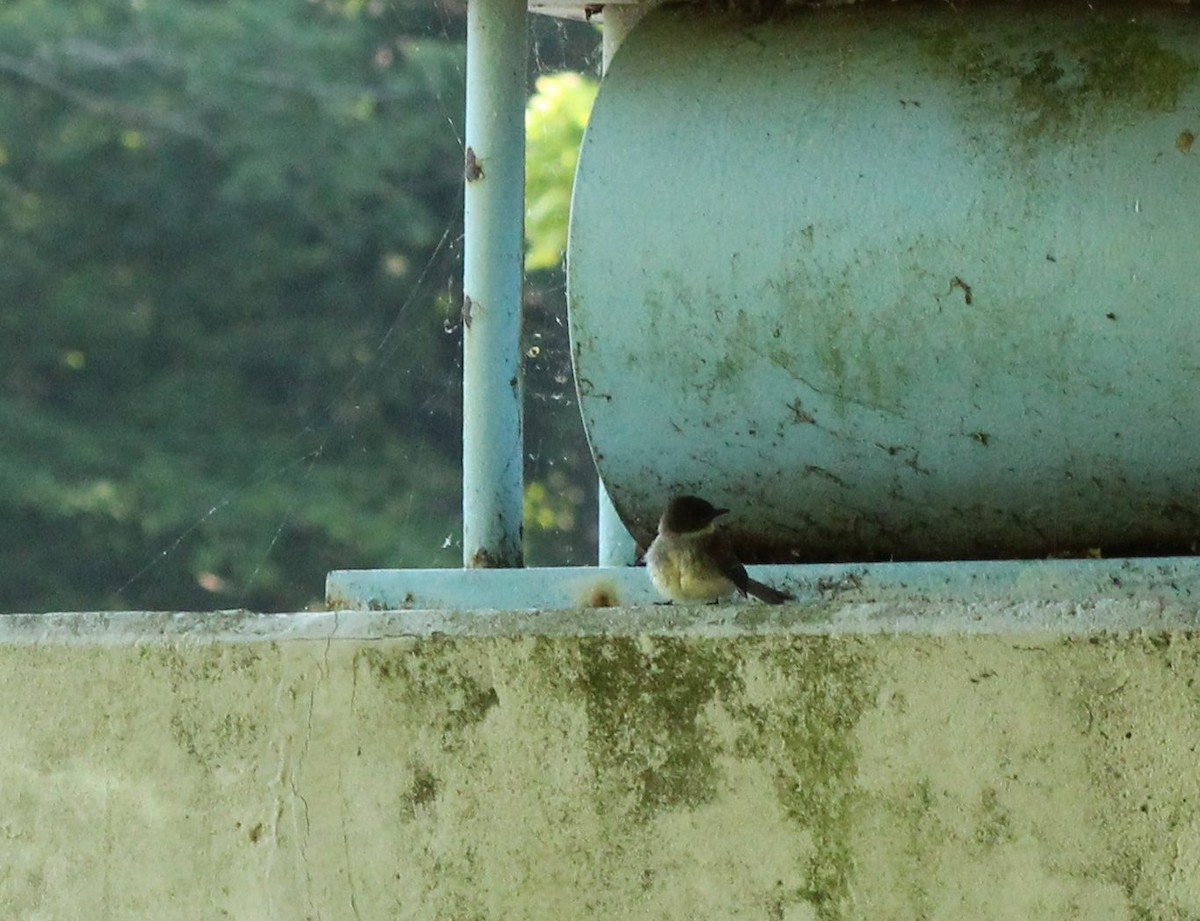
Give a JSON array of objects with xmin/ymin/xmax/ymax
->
[{"xmin": 568, "ymin": 0, "xmax": 1200, "ymax": 560}]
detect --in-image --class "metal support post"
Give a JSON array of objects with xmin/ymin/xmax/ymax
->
[
  {"xmin": 462, "ymin": 0, "xmax": 528, "ymax": 568},
  {"xmin": 597, "ymin": 480, "xmax": 636, "ymax": 566}
]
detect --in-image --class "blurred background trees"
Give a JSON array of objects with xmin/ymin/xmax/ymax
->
[{"xmin": 0, "ymin": 0, "xmax": 599, "ymax": 612}]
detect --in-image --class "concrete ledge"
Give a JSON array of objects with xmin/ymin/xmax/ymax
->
[
  {"xmin": 4, "ymin": 595, "xmax": 1200, "ymax": 643},
  {"xmin": 3, "ymin": 598, "xmax": 1199, "ymax": 918}
]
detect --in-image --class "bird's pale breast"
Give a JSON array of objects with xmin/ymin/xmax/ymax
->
[{"xmin": 647, "ymin": 537, "xmax": 736, "ymax": 602}]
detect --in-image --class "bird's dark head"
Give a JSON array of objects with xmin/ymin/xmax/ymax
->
[{"xmin": 659, "ymin": 495, "xmax": 729, "ymax": 535}]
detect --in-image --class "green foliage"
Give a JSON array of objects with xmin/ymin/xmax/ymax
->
[
  {"xmin": 519, "ymin": 67, "xmax": 601, "ymax": 566},
  {"xmin": 0, "ymin": 1, "xmax": 603, "ymax": 611},
  {"xmin": 0, "ymin": 0, "xmax": 470, "ymax": 611},
  {"xmin": 524, "ymin": 71, "xmax": 597, "ymax": 271}
]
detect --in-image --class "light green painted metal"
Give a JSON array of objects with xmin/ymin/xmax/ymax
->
[
  {"xmin": 325, "ymin": 555, "xmax": 1200, "ymax": 612},
  {"xmin": 462, "ymin": 0, "xmax": 527, "ymax": 568},
  {"xmin": 597, "ymin": 480, "xmax": 637, "ymax": 565},
  {"xmin": 568, "ymin": 0, "xmax": 1200, "ymax": 560}
]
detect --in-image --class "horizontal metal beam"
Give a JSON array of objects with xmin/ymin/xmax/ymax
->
[{"xmin": 327, "ymin": 556, "xmax": 1200, "ymax": 612}]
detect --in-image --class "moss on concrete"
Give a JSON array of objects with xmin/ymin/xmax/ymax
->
[
  {"xmin": 355, "ymin": 639, "xmax": 500, "ymax": 738},
  {"xmin": 3, "ymin": 625, "xmax": 1200, "ymax": 918},
  {"xmin": 731, "ymin": 638, "xmax": 876, "ymax": 920},
  {"xmin": 577, "ymin": 635, "xmax": 740, "ymax": 818},
  {"xmin": 546, "ymin": 633, "xmax": 877, "ymax": 919}
]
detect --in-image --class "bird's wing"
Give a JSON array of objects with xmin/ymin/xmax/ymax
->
[
  {"xmin": 710, "ymin": 534, "xmax": 752, "ymax": 595},
  {"xmin": 712, "ymin": 533, "xmax": 792, "ymax": 604}
]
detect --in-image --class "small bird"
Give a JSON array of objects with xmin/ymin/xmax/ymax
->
[{"xmin": 646, "ymin": 495, "xmax": 792, "ymax": 604}]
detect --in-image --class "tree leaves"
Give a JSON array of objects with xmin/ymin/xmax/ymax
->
[{"xmin": 0, "ymin": 0, "xmax": 466, "ymax": 611}]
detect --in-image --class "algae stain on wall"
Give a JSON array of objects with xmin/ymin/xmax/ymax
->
[
  {"xmin": 137, "ymin": 643, "xmax": 271, "ymax": 773},
  {"xmin": 353, "ymin": 640, "xmax": 501, "ymax": 821},
  {"xmin": 355, "ymin": 641, "xmax": 500, "ymax": 741},
  {"xmin": 338, "ymin": 635, "xmax": 877, "ymax": 920},
  {"xmin": 573, "ymin": 634, "xmax": 875, "ymax": 921},
  {"xmin": 346, "ymin": 639, "xmax": 514, "ymax": 920},
  {"xmin": 729, "ymin": 637, "xmax": 876, "ymax": 921},
  {"xmin": 577, "ymin": 635, "xmax": 740, "ymax": 819}
]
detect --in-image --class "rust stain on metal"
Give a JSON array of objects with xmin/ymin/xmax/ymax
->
[
  {"xmin": 325, "ymin": 590, "xmax": 350, "ymax": 609},
  {"xmin": 464, "ymin": 146, "xmax": 484, "ymax": 182},
  {"xmin": 787, "ymin": 397, "xmax": 816, "ymax": 424},
  {"xmin": 949, "ymin": 275, "xmax": 973, "ymax": 305},
  {"xmin": 804, "ymin": 464, "xmax": 847, "ymax": 488},
  {"xmin": 578, "ymin": 579, "xmax": 619, "ymax": 607},
  {"xmin": 816, "ymin": 571, "xmax": 865, "ymax": 596}
]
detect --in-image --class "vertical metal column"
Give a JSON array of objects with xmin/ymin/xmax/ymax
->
[
  {"xmin": 462, "ymin": 0, "xmax": 527, "ymax": 568},
  {"xmin": 595, "ymin": 4, "xmax": 648, "ymax": 568},
  {"xmin": 597, "ymin": 480, "xmax": 635, "ymax": 567}
]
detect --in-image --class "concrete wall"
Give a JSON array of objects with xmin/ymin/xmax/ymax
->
[{"xmin": 2, "ymin": 605, "xmax": 1199, "ymax": 920}]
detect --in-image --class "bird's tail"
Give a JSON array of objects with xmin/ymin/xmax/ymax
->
[{"xmin": 746, "ymin": 578, "xmax": 792, "ymax": 605}]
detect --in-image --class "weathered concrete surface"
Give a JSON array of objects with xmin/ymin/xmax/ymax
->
[{"xmin": 2, "ymin": 605, "xmax": 1199, "ymax": 920}]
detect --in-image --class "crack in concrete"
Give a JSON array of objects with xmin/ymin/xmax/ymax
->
[
  {"xmin": 295, "ymin": 661, "xmax": 320, "ymax": 918},
  {"xmin": 340, "ymin": 786, "xmax": 363, "ymax": 921}
]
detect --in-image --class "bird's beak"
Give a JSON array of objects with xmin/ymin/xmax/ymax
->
[{"xmin": 713, "ymin": 507, "xmax": 730, "ymax": 517}]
